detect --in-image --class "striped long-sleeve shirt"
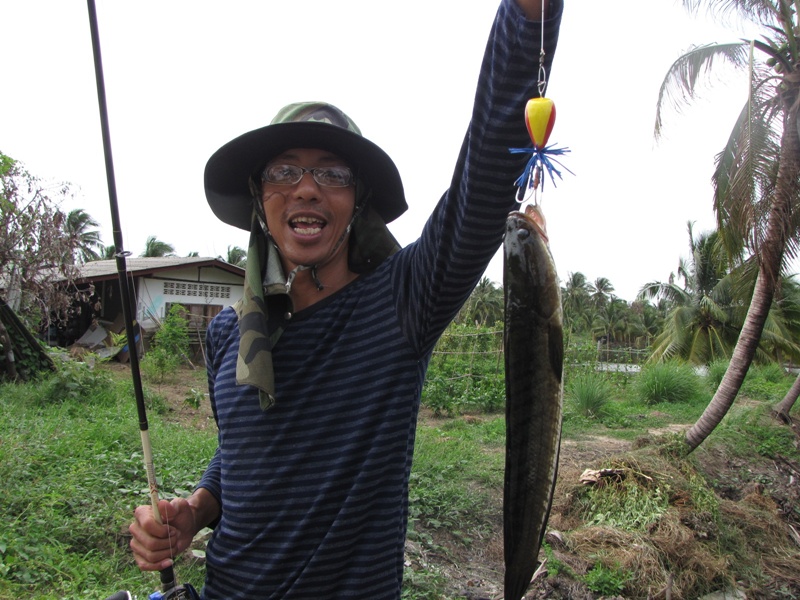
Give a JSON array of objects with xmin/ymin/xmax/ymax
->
[{"xmin": 197, "ymin": 2, "xmax": 562, "ymax": 597}]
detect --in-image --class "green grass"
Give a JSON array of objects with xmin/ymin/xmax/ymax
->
[
  {"xmin": 408, "ymin": 419, "xmax": 503, "ymax": 539},
  {"xmin": 0, "ymin": 367, "xmax": 215, "ymax": 599},
  {"xmin": 2, "ymin": 330, "xmax": 800, "ymax": 598}
]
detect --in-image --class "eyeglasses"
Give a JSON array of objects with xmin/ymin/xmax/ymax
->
[{"xmin": 261, "ymin": 164, "xmax": 354, "ymax": 188}]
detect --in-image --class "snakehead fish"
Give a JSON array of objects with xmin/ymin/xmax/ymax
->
[{"xmin": 503, "ymin": 204, "xmax": 564, "ymax": 600}]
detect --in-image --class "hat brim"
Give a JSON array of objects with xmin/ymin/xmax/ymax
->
[{"xmin": 204, "ymin": 121, "xmax": 407, "ymax": 231}]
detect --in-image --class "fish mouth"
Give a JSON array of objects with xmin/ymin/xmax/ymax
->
[
  {"xmin": 523, "ymin": 204, "xmax": 548, "ymax": 241},
  {"xmin": 508, "ymin": 204, "xmax": 548, "ymax": 242}
]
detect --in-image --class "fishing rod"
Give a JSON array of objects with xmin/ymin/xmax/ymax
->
[{"xmin": 85, "ymin": 2, "xmax": 199, "ymax": 599}]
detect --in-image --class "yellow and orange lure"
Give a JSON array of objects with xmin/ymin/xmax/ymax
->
[
  {"xmin": 525, "ymin": 97, "xmax": 556, "ymax": 150},
  {"xmin": 510, "ymin": 95, "xmax": 571, "ymax": 200}
]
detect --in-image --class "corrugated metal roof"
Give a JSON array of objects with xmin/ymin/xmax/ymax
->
[{"xmin": 74, "ymin": 257, "xmax": 245, "ymax": 282}]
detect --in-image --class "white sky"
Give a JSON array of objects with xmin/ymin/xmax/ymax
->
[{"xmin": 1, "ymin": 0, "xmax": 763, "ymax": 301}]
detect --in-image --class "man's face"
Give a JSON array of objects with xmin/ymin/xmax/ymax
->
[{"xmin": 260, "ymin": 148, "xmax": 356, "ymax": 273}]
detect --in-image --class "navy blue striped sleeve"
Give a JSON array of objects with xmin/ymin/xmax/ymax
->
[{"xmin": 392, "ymin": 0, "xmax": 563, "ymax": 357}]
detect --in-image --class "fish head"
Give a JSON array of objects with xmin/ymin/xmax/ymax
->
[{"xmin": 503, "ymin": 205, "xmax": 560, "ymax": 315}]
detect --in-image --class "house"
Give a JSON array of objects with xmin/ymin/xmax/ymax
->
[{"xmin": 62, "ymin": 257, "xmax": 245, "ymax": 359}]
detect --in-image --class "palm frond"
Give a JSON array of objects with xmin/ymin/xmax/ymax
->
[
  {"xmin": 680, "ymin": 0, "xmax": 779, "ymax": 29},
  {"xmin": 655, "ymin": 42, "xmax": 751, "ymax": 140},
  {"xmin": 637, "ymin": 281, "xmax": 692, "ymax": 306},
  {"xmin": 713, "ymin": 63, "xmax": 784, "ymax": 260}
]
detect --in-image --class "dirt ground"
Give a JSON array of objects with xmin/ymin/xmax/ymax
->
[{"xmin": 115, "ymin": 364, "xmax": 800, "ymax": 600}]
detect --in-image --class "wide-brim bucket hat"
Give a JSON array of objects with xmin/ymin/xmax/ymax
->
[{"xmin": 204, "ymin": 102, "xmax": 407, "ymax": 231}]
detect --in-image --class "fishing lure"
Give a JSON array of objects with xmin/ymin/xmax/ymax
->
[
  {"xmin": 510, "ymin": 19, "xmax": 571, "ymax": 202},
  {"xmin": 510, "ymin": 95, "xmax": 571, "ymax": 199}
]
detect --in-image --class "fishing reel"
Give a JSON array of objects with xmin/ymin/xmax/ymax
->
[
  {"xmin": 148, "ymin": 582, "xmax": 200, "ymax": 600},
  {"xmin": 104, "ymin": 581, "xmax": 199, "ymax": 600}
]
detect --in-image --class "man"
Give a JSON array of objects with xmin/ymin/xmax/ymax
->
[{"xmin": 129, "ymin": 1, "xmax": 562, "ymax": 598}]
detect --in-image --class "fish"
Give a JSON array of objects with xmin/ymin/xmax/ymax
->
[{"xmin": 502, "ymin": 203, "xmax": 564, "ymax": 600}]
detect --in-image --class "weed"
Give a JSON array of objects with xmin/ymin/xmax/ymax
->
[
  {"xmin": 707, "ymin": 361, "xmax": 792, "ymax": 401},
  {"xmin": 41, "ymin": 354, "xmax": 115, "ymax": 404},
  {"xmin": 0, "ymin": 369, "xmax": 213, "ymax": 598},
  {"xmin": 685, "ymin": 472, "xmax": 720, "ymax": 517},
  {"xmin": 401, "ymin": 564, "xmax": 447, "ymax": 600},
  {"xmin": 542, "ymin": 543, "xmax": 575, "ymax": 578},
  {"xmin": 716, "ymin": 404, "xmax": 799, "ymax": 459},
  {"xmin": 655, "ymin": 431, "xmax": 692, "ymax": 459},
  {"xmin": 185, "ymin": 388, "xmax": 204, "ymax": 409},
  {"xmin": 583, "ymin": 561, "xmax": 632, "ymax": 596},
  {"xmin": 4, "ymin": 321, "xmax": 800, "ymax": 598},
  {"xmin": 741, "ymin": 363, "xmax": 793, "ymax": 402},
  {"xmin": 581, "ymin": 475, "xmax": 669, "ymax": 532},
  {"xmin": 423, "ymin": 323, "xmax": 503, "ymax": 415}
]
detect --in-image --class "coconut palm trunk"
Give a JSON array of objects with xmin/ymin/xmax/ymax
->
[
  {"xmin": 686, "ymin": 90, "xmax": 800, "ymax": 451},
  {"xmin": 775, "ymin": 370, "xmax": 800, "ymax": 421}
]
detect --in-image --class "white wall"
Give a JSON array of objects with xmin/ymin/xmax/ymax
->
[{"xmin": 135, "ymin": 268, "xmax": 243, "ymax": 329}]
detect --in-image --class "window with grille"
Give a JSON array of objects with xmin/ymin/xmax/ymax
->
[{"xmin": 163, "ymin": 281, "xmax": 231, "ymax": 299}]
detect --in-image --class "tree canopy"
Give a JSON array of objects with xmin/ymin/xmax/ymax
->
[{"xmin": 0, "ymin": 152, "xmax": 90, "ymax": 329}]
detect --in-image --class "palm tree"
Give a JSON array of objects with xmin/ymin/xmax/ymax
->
[
  {"xmin": 632, "ymin": 298, "xmax": 665, "ymax": 347},
  {"xmin": 140, "ymin": 236, "xmax": 176, "ymax": 258},
  {"xmin": 656, "ymin": 0, "xmax": 800, "ymax": 451},
  {"xmin": 608, "ymin": 298, "xmax": 647, "ymax": 346},
  {"xmin": 64, "ymin": 208, "xmax": 102, "ymax": 263},
  {"xmin": 589, "ymin": 277, "xmax": 614, "ymax": 310},
  {"xmin": 562, "ymin": 271, "xmax": 592, "ymax": 333},
  {"xmin": 734, "ymin": 267, "xmax": 800, "ymax": 364},
  {"xmin": 225, "ymin": 245, "xmax": 247, "ymax": 268},
  {"xmin": 458, "ymin": 277, "xmax": 504, "ymax": 326},
  {"xmin": 639, "ymin": 223, "xmax": 738, "ymax": 364},
  {"xmin": 775, "ymin": 371, "xmax": 800, "ymax": 420},
  {"xmin": 591, "ymin": 296, "xmax": 640, "ymax": 349}
]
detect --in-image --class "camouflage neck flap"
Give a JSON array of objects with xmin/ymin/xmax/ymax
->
[{"xmin": 233, "ymin": 209, "xmax": 290, "ymax": 411}]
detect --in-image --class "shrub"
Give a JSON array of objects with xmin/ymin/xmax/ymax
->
[
  {"xmin": 566, "ymin": 373, "xmax": 613, "ymax": 419},
  {"xmin": 740, "ymin": 363, "xmax": 792, "ymax": 402},
  {"xmin": 636, "ymin": 361, "xmax": 703, "ymax": 405},
  {"xmin": 43, "ymin": 354, "xmax": 115, "ymax": 403},
  {"xmin": 140, "ymin": 346, "xmax": 181, "ymax": 384},
  {"xmin": 154, "ymin": 304, "xmax": 190, "ymax": 358},
  {"xmin": 751, "ymin": 362, "xmax": 786, "ymax": 384}
]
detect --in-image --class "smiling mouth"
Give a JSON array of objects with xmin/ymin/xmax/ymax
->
[{"xmin": 290, "ymin": 216, "xmax": 326, "ymax": 235}]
